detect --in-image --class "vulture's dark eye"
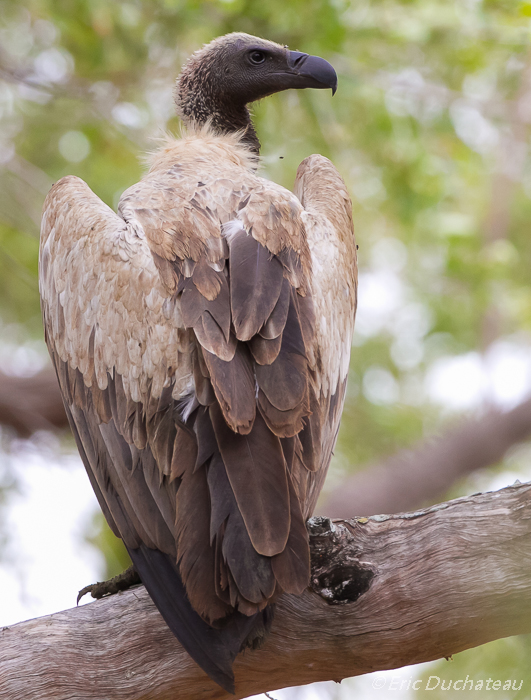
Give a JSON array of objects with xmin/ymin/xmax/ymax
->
[{"xmin": 249, "ymin": 50, "xmax": 266, "ymax": 65}]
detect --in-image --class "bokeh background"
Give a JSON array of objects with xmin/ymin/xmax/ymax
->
[{"xmin": 1, "ymin": 0, "xmax": 531, "ymax": 697}]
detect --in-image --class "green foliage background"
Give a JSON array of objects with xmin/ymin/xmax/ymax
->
[{"xmin": 1, "ymin": 0, "xmax": 531, "ymax": 695}]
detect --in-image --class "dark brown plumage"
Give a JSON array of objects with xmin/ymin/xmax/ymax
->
[{"xmin": 40, "ymin": 33, "xmax": 357, "ymax": 692}]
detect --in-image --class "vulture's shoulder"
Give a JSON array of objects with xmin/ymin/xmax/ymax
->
[
  {"xmin": 118, "ymin": 131, "xmax": 310, "ymax": 261},
  {"xmin": 39, "ymin": 174, "xmax": 188, "ymax": 403},
  {"xmin": 295, "ymin": 154, "xmax": 355, "ymax": 245}
]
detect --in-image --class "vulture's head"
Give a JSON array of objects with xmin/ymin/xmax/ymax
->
[{"xmin": 175, "ymin": 33, "xmax": 337, "ymax": 151}]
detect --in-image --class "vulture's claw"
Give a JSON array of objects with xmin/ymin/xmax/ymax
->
[{"xmin": 76, "ymin": 566, "xmax": 141, "ymax": 604}]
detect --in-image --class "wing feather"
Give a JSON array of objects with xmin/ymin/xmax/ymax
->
[
  {"xmin": 210, "ymin": 404, "xmax": 290, "ymax": 557},
  {"xmin": 175, "ymin": 447, "xmax": 231, "ymax": 622},
  {"xmin": 292, "ymin": 153, "xmax": 358, "ymax": 515},
  {"xmin": 228, "ymin": 227, "xmax": 284, "ymax": 341},
  {"xmin": 248, "ymin": 332, "xmax": 282, "ymax": 365},
  {"xmin": 271, "ymin": 473, "xmax": 310, "ymax": 594},
  {"xmin": 259, "ymin": 277, "xmax": 290, "ymax": 339},
  {"xmin": 208, "ymin": 453, "xmax": 276, "ymax": 605},
  {"xmin": 202, "ymin": 344, "xmax": 256, "ymax": 434}
]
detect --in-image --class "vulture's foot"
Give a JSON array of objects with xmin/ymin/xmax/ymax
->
[
  {"xmin": 240, "ymin": 604, "xmax": 275, "ymax": 651},
  {"xmin": 77, "ymin": 566, "xmax": 141, "ymax": 604}
]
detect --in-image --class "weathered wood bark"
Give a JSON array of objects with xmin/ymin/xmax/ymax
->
[{"xmin": 1, "ymin": 482, "xmax": 531, "ymax": 699}]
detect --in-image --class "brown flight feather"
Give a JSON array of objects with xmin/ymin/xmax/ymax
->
[
  {"xmin": 203, "ymin": 344, "xmax": 256, "ymax": 434},
  {"xmin": 229, "ymin": 228, "xmax": 284, "ymax": 342},
  {"xmin": 210, "ymin": 405, "xmax": 290, "ymax": 557}
]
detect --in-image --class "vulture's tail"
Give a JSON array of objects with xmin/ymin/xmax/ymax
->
[{"xmin": 128, "ymin": 543, "xmax": 270, "ymax": 693}]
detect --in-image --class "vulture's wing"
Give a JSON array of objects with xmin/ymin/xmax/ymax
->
[
  {"xmin": 39, "ymin": 137, "xmax": 334, "ymax": 691},
  {"xmin": 40, "ymin": 175, "xmax": 245, "ymax": 690},
  {"xmin": 293, "ymin": 154, "xmax": 358, "ymax": 516}
]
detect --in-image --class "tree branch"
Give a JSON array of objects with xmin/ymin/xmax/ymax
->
[
  {"xmin": 0, "ymin": 368, "xmax": 67, "ymax": 436},
  {"xmin": 2, "ymin": 483, "xmax": 531, "ymax": 699},
  {"xmin": 323, "ymin": 397, "xmax": 531, "ymax": 516}
]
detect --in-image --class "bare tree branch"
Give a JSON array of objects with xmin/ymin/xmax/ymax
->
[
  {"xmin": 0, "ymin": 368, "xmax": 67, "ymax": 436},
  {"xmin": 1, "ymin": 483, "xmax": 530, "ymax": 700},
  {"xmin": 323, "ymin": 397, "xmax": 531, "ymax": 517}
]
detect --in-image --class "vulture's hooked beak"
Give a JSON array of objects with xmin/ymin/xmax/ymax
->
[{"xmin": 286, "ymin": 50, "xmax": 338, "ymax": 95}]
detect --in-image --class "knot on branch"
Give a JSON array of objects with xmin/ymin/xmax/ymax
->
[{"xmin": 307, "ymin": 517, "xmax": 376, "ymax": 605}]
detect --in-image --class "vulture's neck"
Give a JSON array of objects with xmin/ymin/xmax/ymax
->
[
  {"xmin": 176, "ymin": 75, "xmax": 261, "ymax": 155},
  {"xmin": 209, "ymin": 105, "xmax": 260, "ymax": 156}
]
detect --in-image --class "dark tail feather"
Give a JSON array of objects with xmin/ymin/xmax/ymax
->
[{"xmin": 128, "ymin": 543, "xmax": 262, "ymax": 693}]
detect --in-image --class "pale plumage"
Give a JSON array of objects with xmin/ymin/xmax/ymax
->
[{"xmin": 40, "ymin": 33, "xmax": 357, "ymax": 693}]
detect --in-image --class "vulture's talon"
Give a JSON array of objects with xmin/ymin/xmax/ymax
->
[
  {"xmin": 76, "ymin": 566, "xmax": 141, "ymax": 604},
  {"xmin": 77, "ymin": 582, "xmax": 104, "ymax": 604}
]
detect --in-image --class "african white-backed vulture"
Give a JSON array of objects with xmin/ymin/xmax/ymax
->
[{"xmin": 39, "ymin": 33, "xmax": 357, "ymax": 692}]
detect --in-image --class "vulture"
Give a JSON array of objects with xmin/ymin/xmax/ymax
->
[{"xmin": 39, "ymin": 33, "xmax": 358, "ymax": 692}]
